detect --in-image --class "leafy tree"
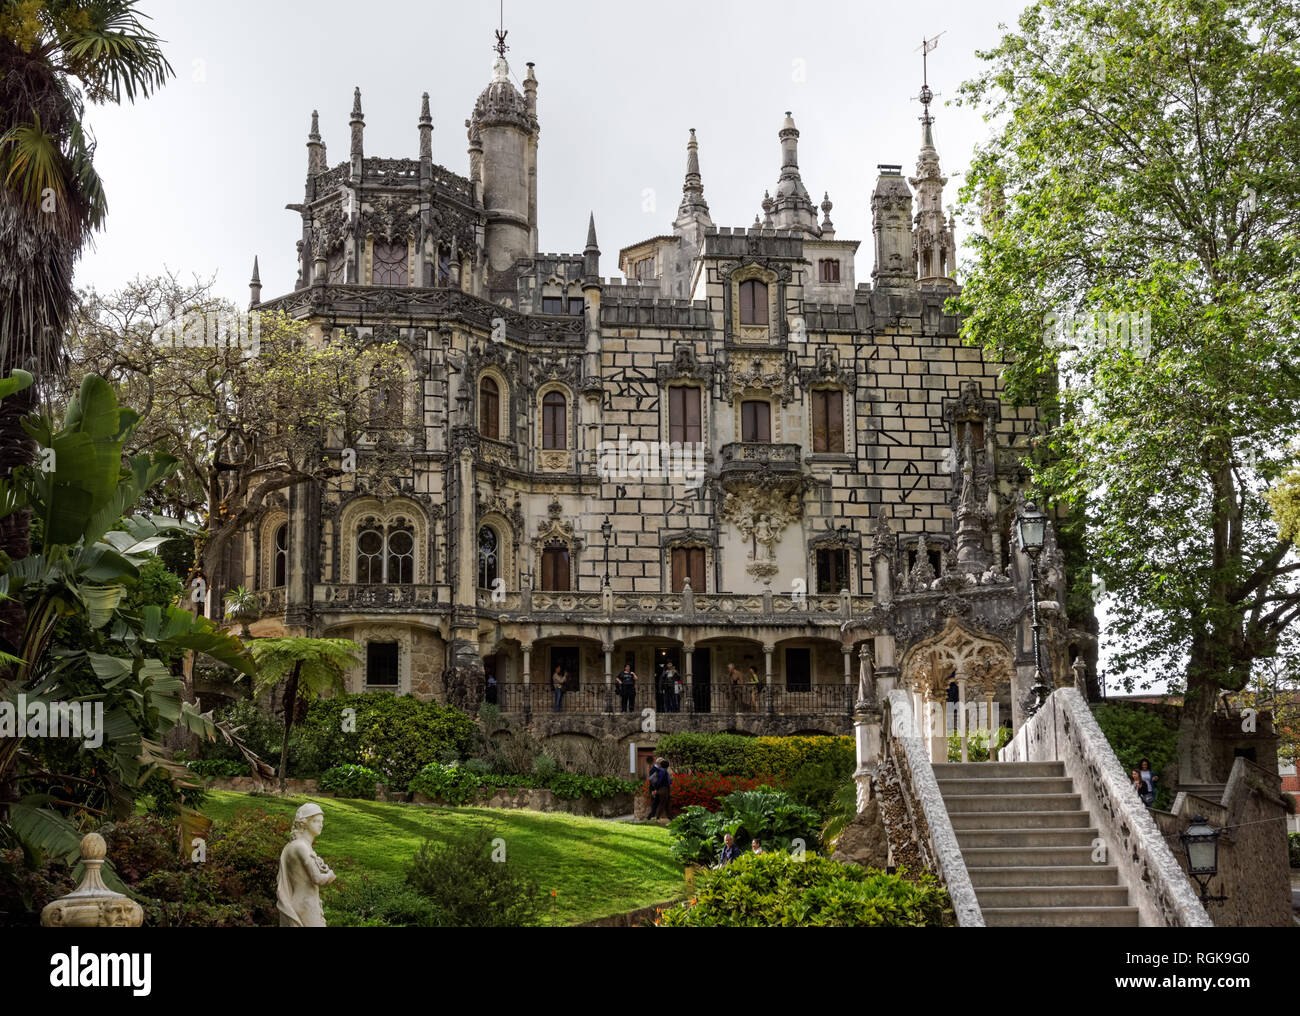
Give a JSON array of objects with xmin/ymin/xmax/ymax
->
[
  {"xmin": 248, "ymin": 637, "xmax": 358, "ymax": 792},
  {"xmin": 54, "ymin": 275, "xmax": 412, "ymax": 615},
  {"xmin": 0, "ymin": 0, "xmax": 173, "ymax": 656},
  {"xmin": 954, "ymin": 0, "xmax": 1300, "ymax": 782}
]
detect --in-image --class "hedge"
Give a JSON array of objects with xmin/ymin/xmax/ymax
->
[
  {"xmin": 654, "ymin": 733, "xmax": 855, "ymax": 780},
  {"xmin": 407, "ymin": 762, "xmax": 640, "ymax": 805}
]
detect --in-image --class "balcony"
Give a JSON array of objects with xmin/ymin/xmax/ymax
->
[
  {"xmin": 491, "ymin": 682, "xmax": 853, "ymax": 716},
  {"xmin": 718, "ymin": 442, "xmax": 802, "ymax": 492},
  {"xmin": 314, "ymin": 584, "xmax": 438, "ymax": 611}
]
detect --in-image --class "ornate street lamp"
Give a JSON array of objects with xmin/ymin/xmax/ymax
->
[
  {"xmin": 1180, "ymin": 814, "xmax": 1227, "ymax": 906},
  {"xmin": 1017, "ymin": 501, "xmax": 1051, "ymax": 715},
  {"xmin": 601, "ymin": 516, "xmax": 613, "ymax": 588}
]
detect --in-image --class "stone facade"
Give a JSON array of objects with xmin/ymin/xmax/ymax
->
[{"xmin": 233, "ymin": 35, "xmax": 1081, "ymax": 742}]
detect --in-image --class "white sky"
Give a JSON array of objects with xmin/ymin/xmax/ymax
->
[
  {"xmin": 74, "ymin": 0, "xmax": 1032, "ymax": 301},
  {"xmin": 73, "ymin": 0, "xmax": 1151, "ymax": 690}
]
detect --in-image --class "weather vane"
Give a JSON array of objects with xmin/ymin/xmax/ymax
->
[
  {"xmin": 916, "ymin": 32, "xmax": 945, "ymax": 125},
  {"xmin": 494, "ymin": 0, "xmax": 509, "ymax": 58}
]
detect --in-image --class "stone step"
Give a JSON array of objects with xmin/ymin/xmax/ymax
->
[
  {"xmin": 967, "ymin": 865, "xmax": 1120, "ymax": 888},
  {"xmin": 961, "ymin": 845, "xmax": 1098, "ymax": 867},
  {"xmin": 936, "ymin": 777, "xmax": 1075, "ymax": 796},
  {"xmin": 974, "ymin": 885, "xmax": 1130, "ymax": 909},
  {"xmin": 942, "ymin": 793, "xmax": 1082, "ymax": 814},
  {"xmin": 981, "ymin": 906, "xmax": 1140, "ymax": 928},
  {"xmin": 948, "ymin": 809, "xmax": 1093, "ymax": 830},
  {"xmin": 955, "ymin": 827, "xmax": 1100, "ymax": 849},
  {"xmin": 932, "ymin": 761, "xmax": 1065, "ymax": 779}
]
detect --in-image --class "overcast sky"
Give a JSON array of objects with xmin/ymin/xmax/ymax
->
[{"xmin": 75, "ymin": 0, "xmax": 1034, "ymax": 301}]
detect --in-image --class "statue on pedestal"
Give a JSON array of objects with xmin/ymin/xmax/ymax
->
[{"xmin": 277, "ymin": 803, "xmax": 335, "ymax": 927}]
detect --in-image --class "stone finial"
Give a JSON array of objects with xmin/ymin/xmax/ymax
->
[
  {"xmin": 349, "ymin": 87, "xmax": 364, "ymax": 162},
  {"xmin": 249, "ymin": 256, "xmax": 262, "ymax": 308},
  {"xmin": 583, "ymin": 212, "xmax": 600, "ymax": 281},
  {"xmin": 306, "ymin": 110, "xmax": 325, "ymax": 175},
  {"xmin": 41, "ymin": 833, "xmax": 143, "ymax": 927}
]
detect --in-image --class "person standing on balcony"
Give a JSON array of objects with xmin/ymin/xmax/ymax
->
[
  {"xmin": 618, "ymin": 663, "xmax": 637, "ymax": 712},
  {"xmin": 726, "ymin": 663, "xmax": 743, "ymax": 712},
  {"xmin": 664, "ymin": 661, "xmax": 681, "ymax": 712},
  {"xmin": 552, "ymin": 665, "xmax": 567, "ymax": 712},
  {"xmin": 748, "ymin": 665, "xmax": 762, "ymax": 711}
]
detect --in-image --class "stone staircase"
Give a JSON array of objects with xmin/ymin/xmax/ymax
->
[{"xmin": 932, "ymin": 760, "xmax": 1140, "ymax": 927}]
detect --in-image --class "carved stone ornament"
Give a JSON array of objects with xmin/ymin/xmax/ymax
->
[
  {"xmin": 361, "ymin": 194, "xmax": 420, "ymax": 244},
  {"xmin": 657, "ymin": 343, "xmax": 714, "ymax": 386},
  {"xmin": 41, "ymin": 833, "xmax": 144, "ymax": 927},
  {"xmin": 727, "ymin": 353, "xmax": 793, "ymax": 404},
  {"xmin": 799, "ymin": 346, "xmax": 857, "ymax": 392},
  {"xmin": 723, "ymin": 488, "xmax": 803, "ymax": 560}
]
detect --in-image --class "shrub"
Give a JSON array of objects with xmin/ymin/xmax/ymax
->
[
  {"xmin": 668, "ymin": 787, "xmax": 822, "ymax": 865},
  {"xmin": 656, "ymin": 733, "xmax": 854, "ymax": 782},
  {"xmin": 139, "ymin": 767, "xmax": 209, "ymax": 817},
  {"xmin": 328, "ymin": 874, "xmax": 441, "ymax": 927},
  {"xmin": 547, "ymin": 773, "xmax": 640, "ymax": 801},
  {"xmin": 404, "ymin": 829, "xmax": 542, "ymax": 926},
  {"xmin": 670, "ymin": 772, "xmax": 774, "ymax": 812},
  {"xmin": 201, "ymin": 699, "xmax": 286, "ymax": 766},
  {"xmin": 293, "ymin": 692, "xmax": 478, "ymax": 786},
  {"xmin": 408, "ymin": 762, "xmax": 483, "ymax": 805},
  {"xmin": 946, "ymin": 727, "xmax": 1011, "ymax": 763},
  {"xmin": 1289, "ymin": 832, "xmax": 1300, "ymax": 869},
  {"xmin": 531, "ymin": 752, "xmax": 560, "ymax": 779},
  {"xmin": 657, "ymin": 853, "xmax": 950, "ymax": 927},
  {"xmin": 319, "ymin": 764, "xmax": 382, "ymax": 798},
  {"xmin": 187, "ymin": 759, "xmax": 250, "ymax": 780},
  {"xmin": 784, "ymin": 760, "xmax": 843, "ymax": 812},
  {"xmin": 1092, "ymin": 703, "xmax": 1178, "ymax": 809}
]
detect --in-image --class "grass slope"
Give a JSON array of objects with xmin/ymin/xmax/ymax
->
[{"xmin": 202, "ymin": 792, "xmax": 683, "ymax": 926}]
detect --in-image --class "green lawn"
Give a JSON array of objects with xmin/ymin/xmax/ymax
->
[{"xmin": 202, "ymin": 792, "xmax": 684, "ymax": 926}]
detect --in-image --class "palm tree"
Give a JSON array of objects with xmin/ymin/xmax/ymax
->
[
  {"xmin": 250, "ymin": 639, "xmax": 360, "ymax": 793},
  {"xmin": 0, "ymin": 1, "xmax": 174, "ymax": 656}
]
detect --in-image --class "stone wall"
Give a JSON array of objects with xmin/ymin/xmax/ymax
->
[
  {"xmin": 1002, "ymin": 688, "xmax": 1212, "ymax": 927},
  {"xmin": 1152, "ymin": 757, "xmax": 1293, "ymax": 927},
  {"xmin": 411, "ymin": 786, "xmax": 633, "ymax": 818}
]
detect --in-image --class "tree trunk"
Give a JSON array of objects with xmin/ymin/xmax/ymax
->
[
  {"xmin": 278, "ymin": 661, "xmax": 301, "ymax": 794},
  {"xmin": 1178, "ymin": 656, "xmax": 1219, "ymax": 786}
]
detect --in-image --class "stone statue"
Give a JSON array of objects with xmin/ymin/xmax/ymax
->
[
  {"xmin": 753, "ymin": 514, "xmax": 773, "ymax": 558},
  {"xmin": 277, "ymin": 803, "xmax": 335, "ymax": 927}
]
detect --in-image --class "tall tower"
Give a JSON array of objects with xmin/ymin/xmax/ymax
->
[
  {"xmin": 910, "ymin": 37, "xmax": 957, "ymax": 285},
  {"xmin": 768, "ymin": 112, "xmax": 820, "ymax": 235},
  {"xmin": 469, "ymin": 28, "xmax": 538, "ymax": 279}
]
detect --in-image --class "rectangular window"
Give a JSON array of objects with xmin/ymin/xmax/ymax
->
[
  {"xmin": 541, "ymin": 544, "xmax": 570, "ymax": 591},
  {"xmin": 541, "ymin": 296, "xmax": 564, "ymax": 315},
  {"xmin": 668, "ymin": 386, "xmax": 702, "ymax": 444},
  {"xmin": 568, "ymin": 298, "xmax": 585, "ymax": 316},
  {"xmin": 785, "ymin": 647, "xmax": 811, "ymax": 692},
  {"xmin": 633, "ymin": 257, "xmax": 655, "ymax": 282},
  {"xmin": 956, "ymin": 419, "xmax": 985, "ymax": 454},
  {"xmin": 819, "ymin": 259, "xmax": 840, "ymax": 283},
  {"xmin": 366, "ymin": 641, "xmax": 399, "ymax": 687},
  {"xmin": 811, "ymin": 389, "xmax": 845, "ymax": 453},
  {"xmin": 816, "ymin": 548, "xmax": 850, "ymax": 594},
  {"xmin": 741, "ymin": 400, "xmax": 771, "ymax": 442},
  {"xmin": 670, "ymin": 547, "xmax": 706, "ymax": 593}
]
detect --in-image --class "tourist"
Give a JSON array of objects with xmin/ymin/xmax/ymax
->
[
  {"xmin": 485, "ymin": 673, "xmax": 498, "ymax": 705},
  {"xmin": 552, "ymin": 665, "xmax": 567, "ymax": 712},
  {"xmin": 719, "ymin": 833, "xmax": 742, "ymax": 866},
  {"xmin": 1138, "ymin": 758, "xmax": 1157, "ymax": 807},
  {"xmin": 1130, "ymin": 769, "xmax": 1143, "ymax": 799},
  {"xmin": 672, "ymin": 666, "xmax": 684, "ymax": 714},
  {"xmin": 648, "ymin": 758, "xmax": 672, "ymax": 820},
  {"xmin": 726, "ymin": 663, "xmax": 743, "ymax": 711},
  {"xmin": 750, "ymin": 838, "xmax": 764, "ymax": 855},
  {"xmin": 663, "ymin": 661, "xmax": 680, "ymax": 712},
  {"xmin": 748, "ymin": 665, "xmax": 762, "ymax": 710},
  {"xmin": 618, "ymin": 663, "xmax": 636, "ymax": 712}
]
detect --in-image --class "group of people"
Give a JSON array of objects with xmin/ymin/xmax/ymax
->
[
  {"xmin": 1130, "ymin": 758, "xmax": 1158, "ymax": 807},
  {"xmin": 718, "ymin": 833, "xmax": 765, "ymax": 865},
  {"xmin": 724, "ymin": 663, "xmax": 763, "ymax": 711},
  {"xmin": 615, "ymin": 661, "xmax": 687, "ymax": 713}
]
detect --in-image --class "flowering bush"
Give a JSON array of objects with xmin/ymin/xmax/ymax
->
[{"xmin": 666, "ymin": 772, "xmax": 775, "ymax": 812}]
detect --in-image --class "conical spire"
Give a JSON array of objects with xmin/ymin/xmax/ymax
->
[
  {"xmin": 249, "ymin": 256, "xmax": 262, "ymax": 308},
  {"xmin": 583, "ymin": 212, "xmax": 600, "ymax": 281},
  {"xmin": 768, "ymin": 112, "xmax": 818, "ymax": 234},
  {"xmin": 677, "ymin": 128, "xmax": 709, "ymax": 218},
  {"xmin": 418, "ymin": 92, "xmax": 433, "ymax": 162},
  {"xmin": 585, "ymin": 211, "xmax": 598, "ymax": 251},
  {"xmin": 349, "ymin": 87, "xmax": 365, "ymax": 163},
  {"xmin": 909, "ymin": 48, "xmax": 956, "ymax": 283},
  {"xmin": 306, "ymin": 110, "xmax": 325, "ymax": 175}
]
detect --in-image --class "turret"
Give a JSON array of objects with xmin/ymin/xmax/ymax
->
[
  {"xmin": 418, "ymin": 92, "xmax": 433, "ymax": 164},
  {"xmin": 306, "ymin": 110, "xmax": 326, "ymax": 176},
  {"xmin": 910, "ymin": 52, "xmax": 957, "ymax": 285},
  {"xmin": 349, "ymin": 87, "xmax": 364, "ymax": 174},
  {"xmin": 768, "ymin": 112, "xmax": 819, "ymax": 235},
  {"xmin": 871, "ymin": 164, "xmax": 915, "ymax": 292},
  {"xmin": 470, "ymin": 37, "xmax": 537, "ymax": 278}
]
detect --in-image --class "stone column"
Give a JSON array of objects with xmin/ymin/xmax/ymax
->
[
  {"xmin": 603, "ymin": 642, "xmax": 614, "ymax": 713},
  {"xmin": 683, "ymin": 643, "xmax": 694, "ymax": 715},
  {"xmin": 521, "ymin": 642, "xmax": 532, "ymax": 719},
  {"xmin": 842, "ymin": 645, "xmax": 853, "ymax": 715},
  {"xmin": 957, "ymin": 676, "xmax": 969, "ymax": 763},
  {"xmin": 763, "ymin": 643, "xmax": 775, "ymax": 716}
]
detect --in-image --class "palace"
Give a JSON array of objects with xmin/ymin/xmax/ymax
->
[{"xmin": 236, "ymin": 32, "xmax": 1081, "ymax": 756}]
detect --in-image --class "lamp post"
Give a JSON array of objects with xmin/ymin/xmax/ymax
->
[
  {"xmin": 837, "ymin": 523, "xmax": 851, "ymax": 594},
  {"xmin": 1017, "ymin": 501, "xmax": 1051, "ymax": 715},
  {"xmin": 1180, "ymin": 814, "xmax": 1228, "ymax": 907},
  {"xmin": 601, "ymin": 516, "xmax": 613, "ymax": 588}
]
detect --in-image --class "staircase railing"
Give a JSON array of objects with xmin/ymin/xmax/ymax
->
[
  {"xmin": 1001, "ymin": 687, "xmax": 1212, "ymax": 927},
  {"xmin": 882, "ymin": 689, "xmax": 985, "ymax": 927}
]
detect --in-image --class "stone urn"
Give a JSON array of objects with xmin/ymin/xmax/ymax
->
[{"xmin": 41, "ymin": 833, "xmax": 144, "ymax": 927}]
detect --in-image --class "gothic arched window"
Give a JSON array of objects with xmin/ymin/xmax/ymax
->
[
  {"xmin": 542, "ymin": 391, "xmax": 566, "ymax": 450},
  {"xmin": 373, "ymin": 240, "xmax": 408, "ymax": 286},
  {"xmin": 387, "ymin": 524, "xmax": 414, "ymax": 584},
  {"xmin": 739, "ymin": 280, "xmax": 768, "ymax": 325},
  {"xmin": 356, "ymin": 523, "xmax": 416, "ymax": 585},
  {"xmin": 480, "ymin": 376, "xmax": 500, "ymax": 440},
  {"xmin": 478, "ymin": 526, "xmax": 499, "ymax": 589},
  {"xmin": 273, "ymin": 523, "xmax": 288, "ymax": 588},
  {"xmin": 356, "ymin": 527, "xmax": 384, "ymax": 583}
]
